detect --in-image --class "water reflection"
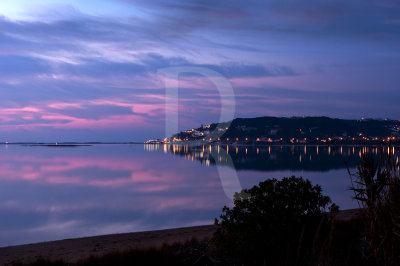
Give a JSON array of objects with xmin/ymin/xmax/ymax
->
[
  {"xmin": 0, "ymin": 144, "xmax": 398, "ymax": 246},
  {"xmin": 145, "ymin": 144, "xmax": 400, "ymax": 172},
  {"xmin": 0, "ymin": 145, "xmax": 228, "ymax": 246}
]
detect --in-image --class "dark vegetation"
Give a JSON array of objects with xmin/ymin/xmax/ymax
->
[
  {"xmin": 212, "ymin": 176, "xmax": 363, "ymax": 265},
  {"xmin": 12, "ymin": 148, "xmax": 400, "ymax": 265},
  {"xmin": 348, "ymin": 146, "xmax": 400, "ymax": 265},
  {"xmin": 213, "ymin": 176, "xmax": 336, "ymax": 264}
]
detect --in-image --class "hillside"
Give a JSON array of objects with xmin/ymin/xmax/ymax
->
[{"xmin": 169, "ymin": 116, "xmax": 400, "ymax": 144}]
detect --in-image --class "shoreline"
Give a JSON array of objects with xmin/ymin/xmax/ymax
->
[
  {"xmin": 0, "ymin": 209, "xmax": 362, "ymax": 265},
  {"xmin": 0, "ymin": 225, "xmax": 217, "ymax": 265},
  {"xmin": 1, "ymin": 142, "xmax": 398, "ymax": 147}
]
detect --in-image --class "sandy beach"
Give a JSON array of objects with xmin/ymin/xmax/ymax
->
[{"xmin": 0, "ymin": 225, "xmax": 217, "ymax": 265}]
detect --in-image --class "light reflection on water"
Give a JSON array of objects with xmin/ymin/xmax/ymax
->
[
  {"xmin": 145, "ymin": 143, "xmax": 399, "ymax": 172},
  {"xmin": 0, "ymin": 144, "xmax": 397, "ymax": 246}
]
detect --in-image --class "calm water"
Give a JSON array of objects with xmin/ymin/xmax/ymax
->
[{"xmin": 0, "ymin": 144, "xmax": 397, "ymax": 246}]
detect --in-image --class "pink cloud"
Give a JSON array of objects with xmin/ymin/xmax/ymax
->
[
  {"xmin": 89, "ymin": 99, "xmax": 165, "ymax": 116},
  {"xmin": 0, "ymin": 97, "xmax": 165, "ymax": 131},
  {"xmin": 0, "ymin": 106, "xmax": 43, "ymax": 123},
  {"xmin": 47, "ymin": 102, "xmax": 84, "ymax": 110},
  {"xmin": 0, "ymin": 83, "xmax": 232, "ymax": 133},
  {"xmin": 3, "ymin": 107, "xmax": 41, "ymax": 113}
]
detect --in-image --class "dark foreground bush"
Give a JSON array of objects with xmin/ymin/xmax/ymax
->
[
  {"xmin": 348, "ymin": 147, "xmax": 400, "ymax": 265},
  {"xmin": 213, "ymin": 176, "xmax": 341, "ymax": 265}
]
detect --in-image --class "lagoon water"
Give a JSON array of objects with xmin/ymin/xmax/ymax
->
[{"xmin": 0, "ymin": 143, "xmax": 395, "ymax": 246}]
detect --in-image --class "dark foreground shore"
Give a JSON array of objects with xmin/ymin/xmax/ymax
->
[
  {"xmin": 0, "ymin": 209, "xmax": 361, "ymax": 265},
  {"xmin": 0, "ymin": 225, "xmax": 217, "ymax": 265}
]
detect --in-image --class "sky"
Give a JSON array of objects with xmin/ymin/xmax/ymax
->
[{"xmin": 0, "ymin": 0, "xmax": 399, "ymax": 142}]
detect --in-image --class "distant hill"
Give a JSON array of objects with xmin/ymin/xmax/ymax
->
[{"xmin": 170, "ymin": 116, "xmax": 400, "ymax": 143}]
